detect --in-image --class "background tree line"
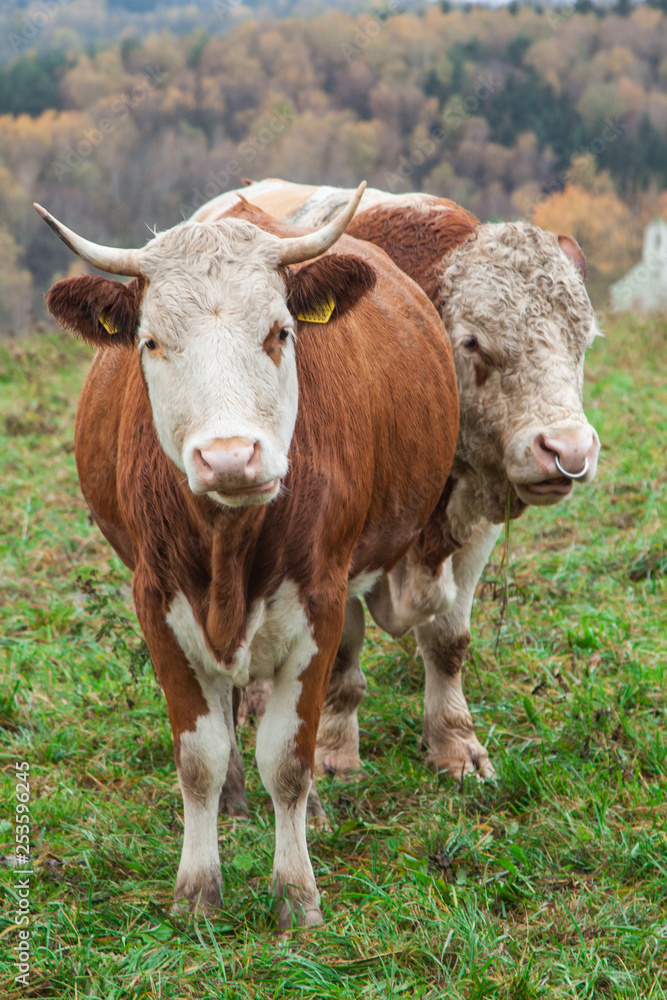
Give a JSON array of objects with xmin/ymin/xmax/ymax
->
[{"xmin": 2, "ymin": 1, "xmax": 667, "ymax": 332}]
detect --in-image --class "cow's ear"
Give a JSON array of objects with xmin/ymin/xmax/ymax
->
[
  {"xmin": 286, "ymin": 254, "xmax": 376, "ymax": 324},
  {"xmin": 558, "ymin": 235, "xmax": 587, "ymax": 281},
  {"xmin": 46, "ymin": 274, "xmax": 146, "ymax": 347}
]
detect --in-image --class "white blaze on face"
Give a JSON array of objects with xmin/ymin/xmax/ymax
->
[
  {"xmin": 136, "ymin": 220, "xmax": 298, "ymax": 507},
  {"xmin": 441, "ymin": 222, "xmax": 601, "ymax": 517}
]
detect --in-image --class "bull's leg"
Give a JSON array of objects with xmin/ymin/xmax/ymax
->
[
  {"xmin": 135, "ymin": 587, "xmax": 232, "ymax": 911},
  {"xmin": 365, "ymin": 542, "xmax": 457, "ymax": 638},
  {"xmin": 414, "ymin": 520, "xmax": 501, "ymax": 780},
  {"xmin": 256, "ymin": 594, "xmax": 344, "ymax": 929},
  {"xmin": 314, "ymin": 596, "xmax": 366, "ymax": 776}
]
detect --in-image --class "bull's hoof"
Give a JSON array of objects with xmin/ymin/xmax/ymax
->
[
  {"xmin": 306, "ymin": 783, "xmax": 331, "ymax": 831},
  {"xmin": 315, "ymin": 749, "xmax": 363, "ymax": 777},
  {"xmin": 425, "ymin": 736, "xmax": 495, "ymax": 782}
]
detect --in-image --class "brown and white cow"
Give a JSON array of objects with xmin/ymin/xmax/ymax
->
[
  {"xmin": 36, "ymin": 186, "xmax": 460, "ymax": 927},
  {"xmin": 196, "ymin": 180, "xmax": 601, "ymax": 787}
]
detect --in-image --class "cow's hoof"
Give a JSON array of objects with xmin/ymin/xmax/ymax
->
[
  {"xmin": 425, "ymin": 736, "xmax": 495, "ymax": 782},
  {"xmin": 276, "ymin": 896, "xmax": 324, "ymax": 930},
  {"xmin": 218, "ymin": 788, "xmax": 250, "ymax": 819},
  {"xmin": 172, "ymin": 872, "xmax": 223, "ymax": 915},
  {"xmin": 171, "ymin": 891, "xmax": 222, "ymax": 917}
]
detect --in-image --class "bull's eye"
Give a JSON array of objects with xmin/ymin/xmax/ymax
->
[
  {"xmin": 277, "ymin": 328, "xmax": 290, "ymax": 342},
  {"xmin": 462, "ymin": 336, "xmax": 479, "ymax": 350},
  {"xmin": 141, "ymin": 339, "xmax": 159, "ymax": 352}
]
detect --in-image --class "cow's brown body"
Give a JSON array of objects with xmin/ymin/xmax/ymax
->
[{"xmin": 60, "ymin": 208, "xmax": 458, "ymax": 925}]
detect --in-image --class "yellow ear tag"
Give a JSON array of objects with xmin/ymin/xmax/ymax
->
[
  {"xmin": 99, "ymin": 312, "xmax": 119, "ymax": 335},
  {"xmin": 297, "ymin": 293, "xmax": 335, "ymax": 324}
]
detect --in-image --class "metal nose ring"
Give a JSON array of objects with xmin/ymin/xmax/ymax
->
[{"xmin": 555, "ymin": 455, "xmax": 589, "ymax": 479}]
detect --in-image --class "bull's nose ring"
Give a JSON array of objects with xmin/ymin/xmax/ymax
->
[{"xmin": 555, "ymin": 455, "xmax": 589, "ymax": 479}]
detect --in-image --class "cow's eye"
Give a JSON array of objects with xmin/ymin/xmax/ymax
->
[
  {"xmin": 141, "ymin": 339, "xmax": 159, "ymax": 352},
  {"xmin": 462, "ymin": 336, "xmax": 479, "ymax": 350},
  {"xmin": 277, "ymin": 328, "xmax": 290, "ymax": 342}
]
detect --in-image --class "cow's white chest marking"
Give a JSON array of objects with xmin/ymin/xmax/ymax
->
[{"xmin": 166, "ymin": 580, "xmax": 314, "ymax": 687}]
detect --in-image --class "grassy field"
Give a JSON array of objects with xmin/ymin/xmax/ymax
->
[{"xmin": 0, "ymin": 316, "xmax": 665, "ymax": 999}]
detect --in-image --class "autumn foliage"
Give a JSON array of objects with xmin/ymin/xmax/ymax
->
[{"xmin": 2, "ymin": 3, "xmax": 667, "ymax": 330}]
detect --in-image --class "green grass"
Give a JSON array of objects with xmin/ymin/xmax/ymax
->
[{"xmin": 0, "ymin": 318, "xmax": 665, "ymax": 999}]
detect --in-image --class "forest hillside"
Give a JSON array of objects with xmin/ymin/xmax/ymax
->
[{"xmin": 2, "ymin": 2, "xmax": 667, "ymax": 331}]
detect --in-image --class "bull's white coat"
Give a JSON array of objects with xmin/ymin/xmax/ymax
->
[{"xmin": 415, "ymin": 520, "xmax": 502, "ymax": 778}]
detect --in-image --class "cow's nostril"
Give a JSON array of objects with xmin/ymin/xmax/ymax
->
[
  {"xmin": 194, "ymin": 449, "xmax": 212, "ymax": 472},
  {"xmin": 247, "ymin": 441, "xmax": 262, "ymax": 472}
]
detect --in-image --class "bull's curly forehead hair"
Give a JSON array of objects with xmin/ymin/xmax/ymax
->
[{"xmin": 440, "ymin": 222, "xmax": 597, "ymax": 356}]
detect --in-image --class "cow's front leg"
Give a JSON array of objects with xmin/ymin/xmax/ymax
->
[
  {"xmin": 137, "ymin": 588, "xmax": 232, "ymax": 911},
  {"xmin": 414, "ymin": 520, "xmax": 501, "ymax": 780},
  {"xmin": 256, "ymin": 594, "xmax": 344, "ymax": 929},
  {"xmin": 174, "ymin": 670, "xmax": 232, "ymax": 909},
  {"xmin": 366, "ymin": 542, "xmax": 457, "ymax": 638}
]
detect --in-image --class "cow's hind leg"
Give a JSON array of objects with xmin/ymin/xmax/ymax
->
[
  {"xmin": 218, "ymin": 687, "xmax": 250, "ymax": 818},
  {"xmin": 256, "ymin": 594, "xmax": 345, "ymax": 929},
  {"xmin": 314, "ymin": 596, "xmax": 366, "ymax": 776},
  {"xmin": 415, "ymin": 520, "xmax": 501, "ymax": 780},
  {"xmin": 137, "ymin": 588, "xmax": 232, "ymax": 911}
]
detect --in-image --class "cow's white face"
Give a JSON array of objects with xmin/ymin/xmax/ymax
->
[
  {"xmin": 442, "ymin": 222, "xmax": 601, "ymax": 523},
  {"xmin": 37, "ymin": 182, "xmax": 370, "ymax": 510},
  {"xmin": 137, "ymin": 222, "xmax": 297, "ymax": 507}
]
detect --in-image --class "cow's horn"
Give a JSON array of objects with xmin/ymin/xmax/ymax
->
[
  {"xmin": 278, "ymin": 181, "xmax": 367, "ymax": 265},
  {"xmin": 33, "ymin": 203, "xmax": 144, "ymax": 277}
]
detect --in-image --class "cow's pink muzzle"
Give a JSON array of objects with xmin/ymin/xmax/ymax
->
[{"xmin": 191, "ymin": 437, "xmax": 279, "ymax": 500}]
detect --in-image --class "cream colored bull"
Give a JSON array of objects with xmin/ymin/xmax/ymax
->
[{"xmin": 195, "ymin": 179, "xmax": 601, "ymax": 798}]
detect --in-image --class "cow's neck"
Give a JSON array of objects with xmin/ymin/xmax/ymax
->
[
  {"xmin": 129, "ymin": 446, "xmax": 268, "ymax": 664},
  {"xmin": 205, "ymin": 504, "xmax": 267, "ymax": 660}
]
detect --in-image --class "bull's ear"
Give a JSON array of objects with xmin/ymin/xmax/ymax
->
[
  {"xmin": 558, "ymin": 234, "xmax": 587, "ymax": 281},
  {"xmin": 286, "ymin": 254, "xmax": 376, "ymax": 324},
  {"xmin": 46, "ymin": 274, "xmax": 146, "ymax": 347}
]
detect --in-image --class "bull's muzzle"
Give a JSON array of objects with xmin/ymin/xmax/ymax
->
[{"xmin": 507, "ymin": 424, "xmax": 600, "ymax": 506}]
